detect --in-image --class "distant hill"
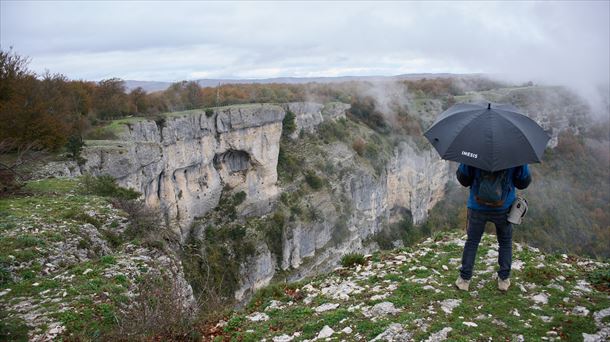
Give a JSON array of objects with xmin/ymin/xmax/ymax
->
[{"xmin": 124, "ymin": 73, "xmax": 484, "ymax": 92}]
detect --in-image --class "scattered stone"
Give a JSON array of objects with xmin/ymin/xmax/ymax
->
[
  {"xmin": 370, "ymin": 323, "xmax": 412, "ymax": 341},
  {"xmin": 273, "ymin": 334, "xmax": 293, "ymax": 342},
  {"xmin": 0, "ymin": 289, "xmax": 11, "ymax": 297},
  {"xmin": 511, "ymin": 308, "xmax": 520, "ymax": 317},
  {"xmin": 547, "ymin": 284, "xmax": 565, "ymax": 292},
  {"xmin": 531, "ymin": 293, "xmax": 549, "ymax": 305},
  {"xmin": 314, "ymin": 303, "xmax": 339, "ymax": 313},
  {"xmin": 512, "ymin": 260, "xmax": 524, "ymax": 271},
  {"xmin": 439, "ymin": 299, "xmax": 462, "ymax": 315},
  {"xmin": 540, "ymin": 316, "xmax": 552, "ymax": 323},
  {"xmin": 572, "ymin": 306, "xmax": 590, "ymax": 317},
  {"xmin": 82, "ymin": 268, "xmax": 93, "ymax": 275},
  {"xmin": 462, "ymin": 322, "xmax": 478, "ymax": 327},
  {"xmin": 425, "ymin": 327, "xmax": 453, "ymax": 342},
  {"xmin": 341, "ymin": 326, "xmax": 352, "ymax": 334},
  {"xmin": 247, "ymin": 312, "xmax": 269, "ymax": 322},
  {"xmin": 320, "ymin": 280, "xmax": 364, "ymax": 300},
  {"xmin": 317, "ymin": 325, "xmax": 334, "ymax": 339},
  {"xmin": 365, "ymin": 302, "xmax": 401, "ymax": 317},
  {"xmin": 266, "ymin": 300, "xmax": 285, "ymax": 311},
  {"xmin": 574, "ymin": 280, "xmax": 593, "ymax": 293},
  {"xmin": 492, "ymin": 319, "xmax": 508, "ymax": 328},
  {"xmin": 371, "ymin": 293, "xmax": 390, "ymax": 301},
  {"xmin": 413, "ymin": 318, "xmax": 429, "ymax": 332},
  {"xmin": 441, "ymin": 265, "xmax": 449, "ymax": 271}
]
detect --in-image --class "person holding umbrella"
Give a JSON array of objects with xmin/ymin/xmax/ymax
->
[
  {"xmin": 424, "ymin": 103, "xmax": 549, "ymax": 292},
  {"xmin": 453, "ymin": 163, "xmax": 531, "ymax": 291}
]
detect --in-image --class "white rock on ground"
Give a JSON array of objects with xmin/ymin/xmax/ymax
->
[
  {"xmin": 365, "ymin": 302, "xmax": 401, "ymax": 317},
  {"xmin": 247, "ymin": 312, "xmax": 270, "ymax": 322},
  {"xmin": 425, "ymin": 327, "xmax": 453, "ymax": 342},
  {"xmin": 370, "ymin": 323, "xmax": 412, "ymax": 341},
  {"xmin": 439, "ymin": 299, "xmax": 462, "ymax": 315},
  {"xmin": 341, "ymin": 326, "xmax": 353, "ymax": 334},
  {"xmin": 462, "ymin": 322, "xmax": 478, "ymax": 327},
  {"xmin": 572, "ymin": 306, "xmax": 590, "ymax": 316},
  {"xmin": 266, "ymin": 300, "xmax": 285, "ymax": 311},
  {"xmin": 314, "ymin": 303, "xmax": 339, "ymax": 313},
  {"xmin": 273, "ymin": 334, "xmax": 293, "ymax": 342},
  {"xmin": 530, "ymin": 293, "xmax": 549, "ymax": 305},
  {"xmin": 317, "ymin": 325, "xmax": 334, "ymax": 339},
  {"xmin": 583, "ymin": 307, "xmax": 610, "ymax": 342}
]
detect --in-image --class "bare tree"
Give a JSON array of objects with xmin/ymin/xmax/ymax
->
[{"xmin": 0, "ymin": 139, "xmax": 47, "ymax": 194}]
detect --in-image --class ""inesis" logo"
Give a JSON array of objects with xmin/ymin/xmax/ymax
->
[{"xmin": 461, "ymin": 151, "xmax": 478, "ymax": 159}]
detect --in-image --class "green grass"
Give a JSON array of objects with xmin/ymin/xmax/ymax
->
[
  {"xmin": 215, "ymin": 232, "xmax": 609, "ymax": 341},
  {"xmin": 0, "ymin": 177, "xmax": 168, "ymax": 339}
]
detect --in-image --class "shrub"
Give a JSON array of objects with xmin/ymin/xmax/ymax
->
[
  {"xmin": 304, "ymin": 171, "xmax": 323, "ymax": 190},
  {"xmin": 318, "ymin": 120, "xmax": 348, "ymax": 142},
  {"xmin": 215, "ymin": 187, "xmax": 247, "ymax": 220},
  {"xmin": 282, "ymin": 109, "xmax": 297, "ymax": 137},
  {"xmin": 80, "ymin": 174, "xmax": 140, "ymax": 200},
  {"xmin": 233, "ymin": 191, "xmax": 247, "ymax": 206},
  {"xmin": 205, "ymin": 108, "xmax": 214, "ymax": 117},
  {"xmin": 277, "ymin": 145, "xmax": 300, "ymax": 182},
  {"xmin": 340, "ymin": 253, "xmax": 366, "ymax": 268},
  {"xmin": 265, "ymin": 212, "xmax": 285, "ymax": 264},
  {"xmin": 112, "ymin": 198, "xmax": 176, "ymax": 249},
  {"xmin": 352, "ymin": 138, "xmax": 366, "ymax": 156},
  {"xmin": 65, "ymin": 135, "xmax": 85, "ymax": 165},
  {"xmin": 106, "ymin": 273, "xmax": 197, "ymax": 340},
  {"xmin": 83, "ymin": 127, "xmax": 118, "ymax": 140},
  {"xmin": 588, "ymin": 268, "xmax": 610, "ymax": 292}
]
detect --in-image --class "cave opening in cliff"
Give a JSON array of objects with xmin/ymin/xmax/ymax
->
[{"xmin": 213, "ymin": 150, "xmax": 251, "ymax": 173}]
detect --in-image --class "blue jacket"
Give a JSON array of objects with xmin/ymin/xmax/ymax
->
[{"xmin": 456, "ymin": 164, "xmax": 531, "ymax": 211}]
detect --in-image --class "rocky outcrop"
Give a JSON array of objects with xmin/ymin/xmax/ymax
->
[
  {"xmin": 81, "ymin": 101, "xmax": 449, "ymax": 302},
  {"xmin": 386, "ymin": 141, "xmax": 450, "ymax": 225},
  {"xmin": 82, "ymin": 104, "xmax": 285, "ymax": 239},
  {"xmin": 285, "ymin": 102, "xmax": 350, "ymax": 139},
  {"xmin": 278, "ymin": 139, "xmax": 450, "ymax": 284},
  {"xmin": 286, "ymin": 102, "xmax": 324, "ymax": 139}
]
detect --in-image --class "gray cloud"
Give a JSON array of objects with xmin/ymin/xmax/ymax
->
[{"xmin": 2, "ymin": 1, "xmax": 608, "ymax": 109}]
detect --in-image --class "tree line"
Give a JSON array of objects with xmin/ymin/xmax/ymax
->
[{"xmin": 1, "ymin": 48, "xmax": 505, "ymax": 151}]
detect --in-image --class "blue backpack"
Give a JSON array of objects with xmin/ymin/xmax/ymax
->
[{"xmin": 475, "ymin": 169, "xmax": 510, "ymax": 207}]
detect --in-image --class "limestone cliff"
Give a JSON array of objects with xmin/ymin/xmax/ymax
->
[
  {"xmin": 80, "ymin": 102, "xmax": 451, "ymax": 302},
  {"xmin": 82, "ymin": 104, "xmax": 285, "ymax": 239}
]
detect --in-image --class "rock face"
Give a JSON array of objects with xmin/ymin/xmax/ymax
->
[
  {"xmin": 286, "ymin": 102, "xmax": 324, "ymax": 139},
  {"xmin": 81, "ymin": 101, "xmax": 450, "ymax": 301},
  {"xmin": 386, "ymin": 141, "xmax": 450, "ymax": 225},
  {"xmin": 82, "ymin": 104, "xmax": 285, "ymax": 239},
  {"xmin": 279, "ymin": 139, "xmax": 450, "ymax": 280}
]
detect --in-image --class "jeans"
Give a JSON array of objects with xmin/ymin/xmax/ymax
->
[{"xmin": 460, "ymin": 208, "xmax": 513, "ymax": 281}]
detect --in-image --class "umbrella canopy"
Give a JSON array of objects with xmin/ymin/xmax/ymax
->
[{"xmin": 424, "ymin": 102, "xmax": 550, "ymax": 172}]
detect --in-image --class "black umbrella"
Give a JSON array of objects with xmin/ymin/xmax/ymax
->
[{"xmin": 423, "ymin": 102, "xmax": 550, "ymax": 172}]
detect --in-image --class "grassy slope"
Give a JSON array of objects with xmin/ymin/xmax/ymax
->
[
  {"xmin": 213, "ymin": 231, "xmax": 609, "ymax": 341},
  {"xmin": 0, "ymin": 179, "xmax": 172, "ymax": 340}
]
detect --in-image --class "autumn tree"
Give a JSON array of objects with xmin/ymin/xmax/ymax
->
[{"xmin": 93, "ymin": 78, "xmax": 129, "ymax": 119}]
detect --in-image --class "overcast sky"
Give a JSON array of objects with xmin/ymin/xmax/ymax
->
[{"xmin": 1, "ymin": 1, "xmax": 609, "ymax": 88}]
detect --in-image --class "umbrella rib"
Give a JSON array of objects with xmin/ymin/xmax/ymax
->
[{"xmin": 495, "ymin": 112, "xmax": 541, "ymax": 162}]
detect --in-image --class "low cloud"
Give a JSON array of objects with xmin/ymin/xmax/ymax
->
[{"xmin": 1, "ymin": 1, "xmax": 608, "ymax": 113}]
